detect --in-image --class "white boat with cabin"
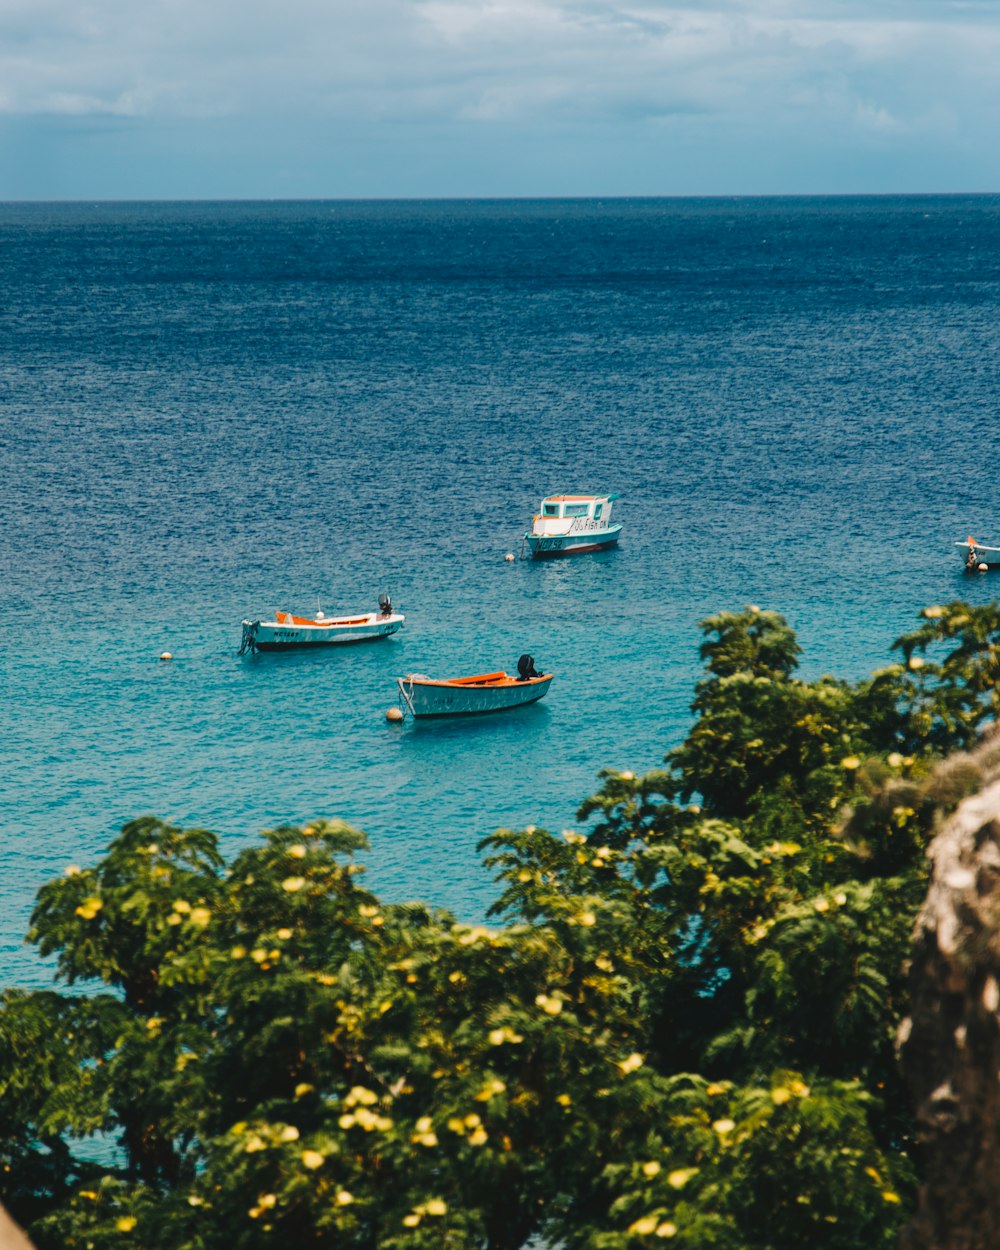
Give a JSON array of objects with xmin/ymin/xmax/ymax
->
[
  {"xmin": 524, "ymin": 493, "xmax": 622, "ymax": 558},
  {"xmin": 240, "ymin": 594, "xmax": 403, "ymax": 653}
]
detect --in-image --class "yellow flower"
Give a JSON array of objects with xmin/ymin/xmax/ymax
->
[
  {"xmin": 115, "ymin": 1216, "xmax": 137, "ymax": 1232},
  {"xmin": 618, "ymin": 1053, "xmax": 644, "ymax": 1075},
  {"xmin": 423, "ymin": 1199, "xmax": 447, "ymax": 1216},
  {"xmin": 882, "ymin": 1191, "xmax": 902, "ymax": 1204},
  {"xmin": 75, "ymin": 896, "xmax": 103, "ymax": 920},
  {"xmin": 667, "ymin": 1168, "xmax": 698, "ymax": 1189},
  {"xmin": 335, "ymin": 1191, "xmax": 354, "ymax": 1206},
  {"xmin": 814, "ymin": 898, "xmax": 830, "ymax": 913},
  {"xmin": 556, "ymin": 1093, "xmax": 572, "ymax": 1107},
  {"xmin": 887, "ymin": 752, "xmax": 904, "ymax": 768},
  {"xmin": 488, "ymin": 1025, "xmax": 523, "ymax": 1045},
  {"xmin": 288, "ymin": 844, "xmax": 307, "ymax": 858},
  {"xmin": 276, "ymin": 927, "xmax": 293, "ymax": 940},
  {"xmin": 655, "ymin": 1222, "xmax": 678, "ymax": 1238},
  {"xmin": 187, "ymin": 1195, "xmax": 205, "ymax": 1207},
  {"xmin": 281, "ymin": 877, "xmax": 306, "ymax": 892},
  {"xmin": 189, "ymin": 907, "xmax": 211, "ymax": 927},
  {"xmin": 244, "ymin": 1135, "xmax": 267, "ymax": 1153},
  {"xmin": 230, "ymin": 946, "xmax": 246, "ymax": 959},
  {"xmin": 789, "ymin": 1080, "xmax": 810, "ymax": 1098},
  {"xmin": 840, "ymin": 756, "xmax": 861, "ymax": 770},
  {"xmin": 712, "ymin": 1118, "xmax": 736, "ymax": 1135},
  {"xmin": 447, "ymin": 1117, "xmax": 466, "ymax": 1134},
  {"xmin": 468, "ymin": 1127, "xmax": 488, "ymax": 1146},
  {"xmin": 771, "ymin": 1087, "xmax": 791, "ymax": 1105},
  {"xmin": 535, "ymin": 995, "xmax": 567, "ymax": 1015},
  {"xmin": 579, "ymin": 911, "xmax": 596, "ymax": 927},
  {"xmin": 705, "ymin": 1083, "xmax": 726, "ymax": 1096},
  {"xmin": 908, "ymin": 655, "xmax": 925, "ymax": 670},
  {"xmin": 301, "ymin": 1150, "xmax": 325, "ymax": 1169},
  {"xmin": 64, "ymin": 864, "xmax": 81, "ymax": 877},
  {"xmin": 402, "ymin": 1214, "xmax": 421, "ymax": 1227},
  {"xmin": 279, "ymin": 1125, "xmax": 300, "ymax": 1141},
  {"xmin": 347, "ymin": 1085, "xmax": 378, "ymax": 1106},
  {"xmin": 250, "ymin": 948, "xmax": 268, "ymax": 963},
  {"xmin": 641, "ymin": 1161, "xmax": 661, "ymax": 1177},
  {"xmin": 628, "ymin": 1216, "xmax": 658, "ymax": 1235},
  {"xmin": 258, "ymin": 1194, "xmax": 276, "ymax": 1209}
]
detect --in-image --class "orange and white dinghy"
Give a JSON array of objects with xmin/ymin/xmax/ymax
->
[
  {"xmin": 240, "ymin": 594, "xmax": 403, "ymax": 653},
  {"xmin": 396, "ymin": 656, "xmax": 552, "ymax": 718}
]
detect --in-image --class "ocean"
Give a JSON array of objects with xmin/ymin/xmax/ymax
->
[{"xmin": 2, "ymin": 195, "xmax": 999, "ymax": 988}]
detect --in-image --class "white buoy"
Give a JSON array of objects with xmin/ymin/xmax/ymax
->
[
  {"xmin": 385, "ymin": 706, "xmax": 404, "ymax": 723},
  {"xmin": 979, "ymin": 562, "xmax": 988, "ymax": 572},
  {"xmin": 504, "ymin": 552, "xmax": 515, "ymax": 563},
  {"xmin": 159, "ymin": 651, "xmax": 173, "ymax": 661}
]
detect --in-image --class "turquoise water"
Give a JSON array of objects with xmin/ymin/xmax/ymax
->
[{"xmin": 3, "ymin": 196, "xmax": 1000, "ymax": 987}]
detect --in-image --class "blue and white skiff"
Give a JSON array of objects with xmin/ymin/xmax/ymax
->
[{"xmin": 396, "ymin": 670, "xmax": 553, "ymax": 718}]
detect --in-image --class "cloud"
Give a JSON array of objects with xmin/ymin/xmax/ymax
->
[
  {"xmin": 0, "ymin": 0, "xmax": 996, "ymax": 195},
  {"xmin": 0, "ymin": 0, "xmax": 996, "ymax": 130}
]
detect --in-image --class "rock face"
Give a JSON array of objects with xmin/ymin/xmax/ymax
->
[
  {"xmin": 0, "ymin": 1204, "xmax": 34, "ymax": 1250},
  {"xmin": 902, "ymin": 744, "xmax": 1000, "ymax": 1250}
]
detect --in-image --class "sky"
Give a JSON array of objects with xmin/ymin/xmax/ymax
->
[{"xmin": 0, "ymin": 0, "xmax": 997, "ymax": 198}]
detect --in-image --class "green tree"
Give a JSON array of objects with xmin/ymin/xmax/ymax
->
[{"xmin": 3, "ymin": 601, "xmax": 999, "ymax": 1249}]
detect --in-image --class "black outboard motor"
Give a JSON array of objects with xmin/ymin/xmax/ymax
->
[
  {"xmin": 378, "ymin": 592, "xmax": 392, "ymax": 616},
  {"xmin": 517, "ymin": 654, "xmax": 542, "ymax": 681}
]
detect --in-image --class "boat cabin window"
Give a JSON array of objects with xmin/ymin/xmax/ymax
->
[
  {"xmin": 594, "ymin": 503, "xmax": 603, "ymax": 519},
  {"xmin": 542, "ymin": 503, "xmax": 560, "ymax": 517},
  {"xmin": 564, "ymin": 503, "xmax": 589, "ymax": 518}
]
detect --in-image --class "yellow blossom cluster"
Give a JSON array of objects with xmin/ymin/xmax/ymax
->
[
  {"xmin": 535, "ymin": 992, "xmax": 564, "ymax": 1016},
  {"xmin": 474, "ymin": 1078, "xmax": 506, "ymax": 1101},
  {"xmin": 487, "ymin": 1025, "xmax": 524, "ymax": 1046},
  {"xmin": 411, "ymin": 1116, "xmax": 438, "ymax": 1147},
  {"xmin": 627, "ymin": 1215, "xmax": 677, "ymax": 1237},
  {"xmin": 402, "ymin": 1197, "xmax": 447, "ymax": 1226},
  {"xmin": 447, "ymin": 1113, "xmax": 488, "ymax": 1146}
]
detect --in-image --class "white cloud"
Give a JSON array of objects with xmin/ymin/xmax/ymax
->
[
  {"xmin": 0, "ymin": 0, "xmax": 996, "ymax": 193},
  {"xmin": 0, "ymin": 0, "xmax": 996, "ymax": 128}
]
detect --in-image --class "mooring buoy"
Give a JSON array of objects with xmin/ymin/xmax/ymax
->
[
  {"xmin": 386, "ymin": 706, "xmax": 404, "ymax": 723},
  {"xmin": 159, "ymin": 651, "xmax": 173, "ymax": 661}
]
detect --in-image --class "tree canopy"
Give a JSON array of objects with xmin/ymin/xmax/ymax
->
[{"xmin": 4, "ymin": 600, "xmax": 1000, "ymax": 1250}]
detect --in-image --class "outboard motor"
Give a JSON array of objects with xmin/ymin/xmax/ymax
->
[
  {"xmin": 378, "ymin": 592, "xmax": 392, "ymax": 616},
  {"xmin": 517, "ymin": 654, "xmax": 541, "ymax": 681}
]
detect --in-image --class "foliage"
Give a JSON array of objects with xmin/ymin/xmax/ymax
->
[{"xmin": 3, "ymin": 601, "xmax": 999, "ymax": 1249}]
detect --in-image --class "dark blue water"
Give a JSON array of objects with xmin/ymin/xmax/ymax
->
[{"xmin": 3, "ymin": 196, "xmax": 999, "ymax": 986}]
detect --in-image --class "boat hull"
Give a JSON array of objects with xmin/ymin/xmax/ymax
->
[
  {"xmin": 243, "ymin": 614, "xmax": 404, "ymax": 652},
  {"xmin": 524, "ymin": 526, "xmax": 622, "ymax": 558},
  {"xmin": 397, "ymin": 673, "xmax": 553, "ymax": 717}
]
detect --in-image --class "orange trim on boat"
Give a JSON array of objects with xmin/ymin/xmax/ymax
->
[{"xmin": 275, "ymin": 612, "xmax": 371, "ymax": 627}]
